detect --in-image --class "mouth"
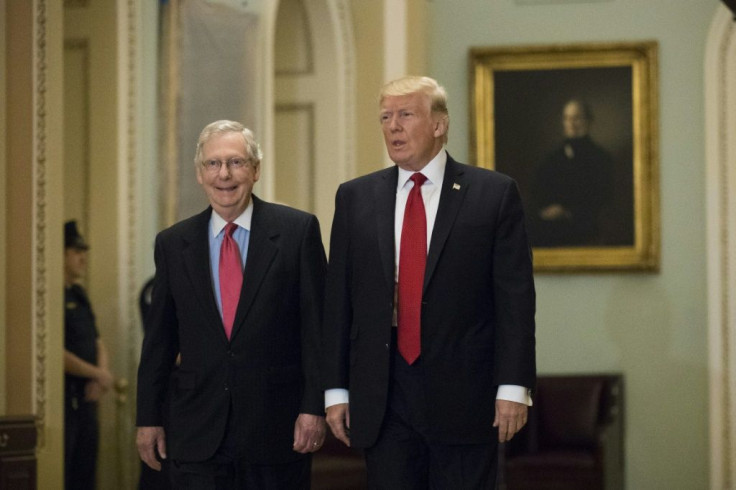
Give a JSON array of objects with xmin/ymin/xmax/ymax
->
[
  {"xmin": 216, "ymin": 185, "xmax": 238, "ymax": 192},
  {"xmin": 391, "ymin": 139, "xmax": 406, "ymax": 149}
]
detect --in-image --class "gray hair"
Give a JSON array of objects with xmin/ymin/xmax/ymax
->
[{"xmin": 194, "ymin": 120, "xmax": 263, "ymax": 166}]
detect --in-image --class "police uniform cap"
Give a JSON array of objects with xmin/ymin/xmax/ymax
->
[{"xmin": 64, "ymin": 220, "xmax": 89, "ymax": 250}]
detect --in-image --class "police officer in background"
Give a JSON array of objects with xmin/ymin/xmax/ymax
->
[{"xmin": 63, "ymin": 220, "xmax": 114, "ymax": 490}]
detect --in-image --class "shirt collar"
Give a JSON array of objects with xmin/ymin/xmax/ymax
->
[
  {"xmin": 210, "ymin": 199, "xmax": 254, "ymax": 237},
  {"xmin": 397, "ymin": 149, "xmax": 446, "ymax": 191}
]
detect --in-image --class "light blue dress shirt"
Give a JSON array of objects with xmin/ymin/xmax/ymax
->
[{"xmin": 208, "ymin": 203, "xmax": 252, "ymax": 318}]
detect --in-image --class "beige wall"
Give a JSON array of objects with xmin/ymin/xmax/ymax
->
[
  {"xmin": 3, "ymin": 0, "xmax": 65, "ymax": 486},
  {"xmin": 351, "ymin": 0, "xmax": 386, "ymax": 176},
  {"xmin": 63, "ymin": 2, "xmax": 123, "ymax": 488},
  {"xmin": 0, "ymin": 0, "xmax": 6, "ymax": 415},
  {"xmin": 350, "ymin": 0, "xmax": 430, "ymax": 177},
  {"xmin": 5, "ymin": 0, "xmax": 34, "ymax": 416}
]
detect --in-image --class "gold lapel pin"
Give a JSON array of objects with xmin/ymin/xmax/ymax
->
[{"xmin": 453, "ymin": 183, "xmax": 461, "ymax": 190}]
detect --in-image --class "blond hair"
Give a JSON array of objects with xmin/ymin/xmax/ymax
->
[{"xmin": 379, "ymin": 76, "xmax": 449, "ymax": 143}]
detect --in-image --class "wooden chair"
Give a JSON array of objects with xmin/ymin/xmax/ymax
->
[
  {"xmin": 502, "ymin": 374, "xmax": 624, "ymax": 490},
  {"xmin": 310, "ymin": 431, "xmax": 367, "ymax": 489}
]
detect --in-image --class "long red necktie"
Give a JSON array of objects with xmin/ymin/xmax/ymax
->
[
  {"xmin": 219, "ymin": 222, "xmax": 242, "ymax": 339},
  {"xmin": 398, "ymin": 173, "xmax": 428, "ymax": 364}
]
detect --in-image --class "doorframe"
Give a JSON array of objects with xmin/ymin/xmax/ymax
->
[
  {"xmin": 260, "ymin": 0, "xmax": 356, "ymax": 202},
  {"xmin": 705, "ymin": 4, "xmax": 736, "ymax": 489},
  {"xmin": 115, "ymin": 0, "xmax": 159, "ymax": 487}
]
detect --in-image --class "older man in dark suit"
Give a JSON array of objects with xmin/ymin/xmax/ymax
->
[
  {"xmin": 136, "ymin": 120, "xmax": 327, "ymax": 489},
  {"xmin": 322, "ymin": 76, "xmax": 536, "ymax": 489}
]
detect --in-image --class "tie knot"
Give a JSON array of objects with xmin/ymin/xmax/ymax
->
[
  {"xmin": 410, "ymin": 173, "xmax": 427, "ymax": 187},
  {"xmin": 225, "ymin": 222, "xmax": 238, "ymax": 236}
]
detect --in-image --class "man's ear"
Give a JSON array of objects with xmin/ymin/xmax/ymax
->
[
  {"xmin": 434, "ymin": 115, "xmax": 449, "ymax": 138},
  {"xmin": 253, "ymin": 162, "xmax": 261, "ymax": 183}
]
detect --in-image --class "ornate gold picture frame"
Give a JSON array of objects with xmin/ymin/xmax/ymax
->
[{"xmin": 470, "ymin": 42, "xmax": 659, "ymax": 272}]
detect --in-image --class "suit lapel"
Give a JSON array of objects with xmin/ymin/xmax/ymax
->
[
  {"xmin": 424, "ymin": 156, "xmax": 467, "ymax": 291},
  {"xmin": 231, "ymin": 196, "xmax": 278, "ymax": 339},
  {"xmin": 375, "ymin": 167, "xmax": 399, "ymax": 294},
  {"xmin": 181, "ymin": 208, "xmax": 227, "ymax": 338}
]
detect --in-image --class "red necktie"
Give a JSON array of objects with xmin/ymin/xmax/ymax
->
[
  {"xmin": 219, "ymin": 222, "xmax": 242, "ymax": 339},
  {"xmin": 398, "ymin": 173, "xmax": 428, "ymax": 364}
]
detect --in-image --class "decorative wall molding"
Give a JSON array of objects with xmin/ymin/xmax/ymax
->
[
  {"xmin": 274, "ymin": 103, "xmax": 316, "ymax": 211},
  {"xmin": 705, "ymin": 4, "xmax": 736, "ymax": 489},
  {"xmin": 33, "ymin": 0, "xmax": 49, "ymax": 447},
  {"xmin": 274, "ymin": 0, "xmax": 314, "ymax": 76},
  {"xmin": 117, "ymin": 0, "xmax": 142, "ymax": 487}
]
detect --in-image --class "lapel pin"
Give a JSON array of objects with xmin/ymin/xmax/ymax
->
[{"xmin": 453, "ymin": 183, "xmax": 461, "ymax": 190}]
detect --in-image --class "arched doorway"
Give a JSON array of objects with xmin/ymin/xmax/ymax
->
[
  {"xmin": 271, "ymin": 0, "xmax": 355, "ymax": 244},
  {"xmin": 705, "ymin": 4, "xmax": 736, "ymax": 489}
]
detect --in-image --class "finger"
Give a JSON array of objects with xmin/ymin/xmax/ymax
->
[
  {"xmin": 294, "ymin": 424, "xmax": 321, "ymax": 453},
  {"xmin": 328, "ymin": 419, "xmax": 350, "ymax": 446},
  {"xmin": 138, "ymin": 444, "xmax": 161, "ymax": 471},
  {"xmin": 157, "ymin": 434, "xmax": 167, "ymax": 460},
  {"xmin": 308, "ymin": 439, "xmax": 323, "ymax": 453},
  {"xmin": 498, "ymin": 416, "xmax": 516, "ymax": 443},
  {"xmin": 293, "ymin": 424, "xmax": 304, "ymax": 450},
  {"xmin": 292, "ymin": 432, "xmax": 309, "ymax": 453},
  {"xmin": 146, "ymin": 454, "xmax": 162, "ymax": 471},
  {"xmin": 498, "ymin": 423, "xmax": 508, "ymax": 443},
  {"xmin": 501, "ymin": 422, "xmax": 513, "ymax": 442}
]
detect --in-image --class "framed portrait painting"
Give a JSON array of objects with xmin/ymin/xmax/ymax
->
[{"xmin": 470, "ymin": 42, "xmax": 659, "ymax": 272}]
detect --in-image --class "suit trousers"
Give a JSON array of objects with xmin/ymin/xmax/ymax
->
[
  {"xmin": 363, "ymin": 329, "xmax": 498, "ymax": 490},
  {"xmin": 169, "ymin": 401, "xmax": 311, "ymax": 489},
  {"xmin": 65, "ymin": 398, "xmax": 99, "ymax": 490}
]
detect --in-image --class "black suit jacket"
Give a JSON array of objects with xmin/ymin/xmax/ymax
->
[
  {"xmin": 322, "ymin": 154, "xmax": 536, "ymax": 448},
  {"xmin": 136, "ymin": 196, "xmax": 326, "ymax": 464}
]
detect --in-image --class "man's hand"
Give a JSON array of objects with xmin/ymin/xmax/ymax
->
[
  {"xmin": 325, "ymin": 403, "xmax": 350, "ymax": 447},
  {"xmin": 493, "ymin": 400, "xmax": 528, "ymax": 443},
  {"xmin": 137, "ymin": 426, "xmax": 167, "ymax": 471},
  {"xmin": 95, "ymin": 367, "xmax": 114, "ymax": 392},
  {"xmin": 84, "ymin": 380, "xmax": 103, "ymax": 402},
  {"xmin": 293, "ymin": 413, "xmax": 326, "ymax": 454}
]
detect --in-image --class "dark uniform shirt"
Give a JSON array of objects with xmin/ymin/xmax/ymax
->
[
  {"xmin": 64, "ymin": 283, "xmax": 102, "ymax": 490},
  {"xmin": 65, "ymin": 284, "xmax": 99, "ymax": 405}
]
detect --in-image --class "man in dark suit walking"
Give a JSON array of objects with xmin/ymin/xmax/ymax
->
[
  {"xmin": 136, "ymin": 120, "xmax": 327, "ymax": 489},
  {"xmin": 322, "ymin": 76, "xmax": 536, "ymax": 489}
]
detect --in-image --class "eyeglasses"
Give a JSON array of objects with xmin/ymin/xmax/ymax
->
[{"xmin": 201, "ymin": 157, "xmax": 252, "ymax": 172}]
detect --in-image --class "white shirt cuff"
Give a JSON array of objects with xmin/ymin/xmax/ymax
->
[
  {"xmin": 496, "ymin": 384, "xmax": 533, "ymax": 406},
  {"xmin": 325, "ymin": 388, "xmax": 349, "ymax": 410}
]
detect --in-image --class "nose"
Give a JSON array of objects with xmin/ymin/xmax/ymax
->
[
  {"xmin": 217, "ymin": 162, "xmax": 232, "ymax": 178},
  {"xmin": 388, "ymin": 115, "xmax": 401, "ymax": 132}
]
